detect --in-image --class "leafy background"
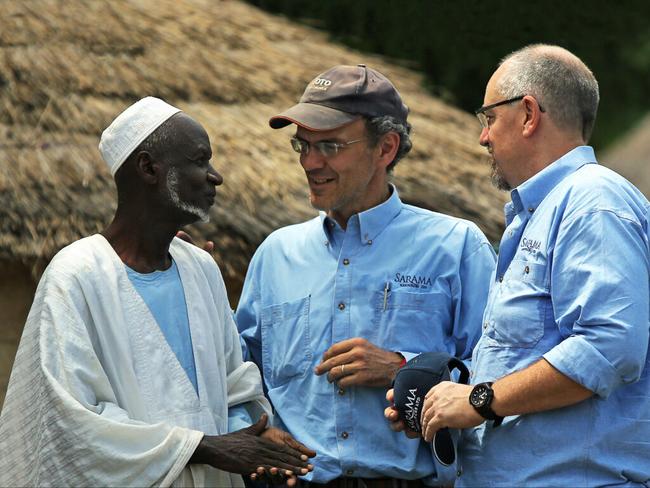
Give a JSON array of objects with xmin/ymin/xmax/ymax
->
[{"xmin": 248, "ymin": 0, "xmax": 650, "ymax": 150}]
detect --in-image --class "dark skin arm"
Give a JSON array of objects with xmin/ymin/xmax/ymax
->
[{"xmin": 190, "ymin": 414, "xmax": 314, "ymax": 481}]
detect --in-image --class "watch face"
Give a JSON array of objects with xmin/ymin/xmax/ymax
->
[{"xmin": 470, "ymin": 384, "xmax": 490, "ymax": 407}]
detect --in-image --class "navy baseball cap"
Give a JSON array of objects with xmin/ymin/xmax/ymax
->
[
  {"xmin": 392, "ymin": 352, "xmax": 470, "ymax": 469},
  {"xmin": 269, "ymin": 64, "xmax": 409, "ymax": 131}
]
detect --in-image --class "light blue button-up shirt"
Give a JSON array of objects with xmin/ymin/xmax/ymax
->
[
  {"xmin": 236, "ymin": 186, "xmax": 495, "ymax": 484},
  {"xmin": 459, "ymin": 146, "xmax": 650, "ymax": 487}
]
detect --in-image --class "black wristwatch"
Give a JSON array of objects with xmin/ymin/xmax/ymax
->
[{"xmin": 469, "ymin": 382, "xmax": 504, "ymax": 427}]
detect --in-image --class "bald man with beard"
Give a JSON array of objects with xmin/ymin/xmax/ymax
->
[{"xmin": 387, "ymin": 44, "xmax": 650, "ymax": 487}]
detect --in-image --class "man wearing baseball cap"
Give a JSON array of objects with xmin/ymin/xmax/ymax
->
[{"xmin": 236, "ymin": 65, "xmax": 496, "ymax": 487}]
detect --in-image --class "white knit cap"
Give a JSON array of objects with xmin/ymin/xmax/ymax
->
[{"xmin": 99, "ymin": 96, "xmax": 182, "ymax": 176}]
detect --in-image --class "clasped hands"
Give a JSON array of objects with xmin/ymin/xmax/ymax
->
[
  {"xmin": 225, "ymin": 338, "xmax": 403, "ymax": 484},
  {"xmin": 192, "ymin": 413, "xmax": 315, "ymax": 487}
]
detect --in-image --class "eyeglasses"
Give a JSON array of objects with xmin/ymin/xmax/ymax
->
[
  {"xmin": 475, "ymin": 95, "xmax": 545, "ymax": 128},
  {"xmin": 290, "ymin": 136, "xmax": 365, "ymax": 158}
]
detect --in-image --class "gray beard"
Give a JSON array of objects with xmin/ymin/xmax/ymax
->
[
  {"xmin": 166, "ymin": 168, "xmax": 210, "ymax": 223},
  {"xmin": 490, "ymin": 158, "xmax": 511, "ymax": 192}
]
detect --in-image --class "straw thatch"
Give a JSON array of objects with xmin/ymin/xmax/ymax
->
[{"xmin": 0, "ymin": 0, "xmax": 507, "ymax": 300}]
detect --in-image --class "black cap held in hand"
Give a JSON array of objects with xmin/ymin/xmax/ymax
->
[
  {"xmin": 392, "ymin": 352, "xmax": 469, "ymax": 467},
  {"xmin": 269, "ymin": 64, "xmax": 409, "ymax": 131}
]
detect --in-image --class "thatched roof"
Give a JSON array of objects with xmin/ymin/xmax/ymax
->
[
  {"xmin": 601, "ymin": 113, "xmax": 650, "ymax": 198},
  {"xmin": 0, "ymin": 0, "xmax": 506, "ymax": 298}
]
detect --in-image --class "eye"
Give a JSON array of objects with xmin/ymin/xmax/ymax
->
[
  {"xmin": 315, "ymin": 141, "xmax": 339, "ymax": 157},
  {"xmin": 486, "ymin": 115, "xmax": 496, "ymax": 126}
]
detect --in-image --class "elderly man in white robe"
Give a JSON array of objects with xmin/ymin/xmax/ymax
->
[{"xmin": 0, "ymin": 97, "xmax": 315, "ymax": 487}]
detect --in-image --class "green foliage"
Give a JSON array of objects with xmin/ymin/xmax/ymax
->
[{"xmin": 248, "ymin": 0, "xmax": 650, "ymax": 149}]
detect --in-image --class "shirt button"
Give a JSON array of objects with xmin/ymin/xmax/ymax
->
[
  {"xmin": 324, "ymin": 240, "xmax": 329, "ymax": 246},
  {"xmin": 483, "ymin": 321, "xmax": 488, "ymax": 330},
  {"xmin": 528, "ymin": 207, "xmax": 535, "ymax": 213},
  {"xmin": 343, "ymin": 258, "xmax": 350, "ymax": 265},
  {"xmin": 346, "ymin": 469, "xmax": 354, "ymax": 475},
  {"xmin": 498, "ymin": 276, "xmax": 504, "ymax": 282},
  {"xmin": 524, "ymin": 265, "xmax": 530, "ymax": 274},
  {"xmin": 338, "ymin": 387, "xmax": 345, "ymax": 395},
  {"xmin": 367, "ymin": 239, "xmax": 373, "ymax": 245},
  {"xmin": 338, "ymin": 302, "xmax": 346, "ymax": 311},
  {"xmin": 457, "ymin": 469, "xmax": 462, "ymax": 477},
  {"xmin": 341, "ymin": 431, "xmax": 349, "ymax": 439}
]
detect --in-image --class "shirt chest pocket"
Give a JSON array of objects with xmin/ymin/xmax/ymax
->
[
  {"xmin": 485, "ymin": 260, "xmax": 551, "ymax": 348},
  {"xmin": 260, "ymin": 296, "xmax": 313, "ymax": 387},
  {"xmin": 372, "ymin": 288, "xmax": 451, "ymax": 352}
]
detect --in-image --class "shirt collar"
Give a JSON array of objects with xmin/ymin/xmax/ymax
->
[
  {"xmin": 320, "ymin": 184, "xmax": 403, "ymax": 245},
  {"xmin": 510, "ymin": 145, "xmax": 596, "ymax": 216}
]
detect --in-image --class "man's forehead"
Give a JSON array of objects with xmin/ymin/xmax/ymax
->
[{"xmin": 483, "ymin": 72, "xmax": 503, "ymax": 104}]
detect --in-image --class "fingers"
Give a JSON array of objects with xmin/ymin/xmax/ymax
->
[
  {"xmin": 321, "ymin": 338, "xmax": 360, "ymax": 362},
  {"xmin": 175, "ymin": 230, "xmax": 194, "ymax": 244},
  {"xmin": 284, "ymin": 435, "xmax": 317, "ymax": 458},
  {"xmin": 244, "ymin": 413, "xmax": 268, "ymax": 436},
  {"xmin": 384, "ymin": 405, "xmax": 400, "ymax": 422},
  {"xmin": 175, "ymin": 231, "xmax": 214, "ymax": 253},
  {"xmin": 386, "ymin": 388, "xmax": 394, "ymax": 403},
  {"xmin": 314, "ymin": 351, "xmax": 354, "ymax": 376},
  {"xmin": 327, "ymin": 361, "xmax": 355, "ymax": 383},
  {"xmin": 203, "ymin": 240, "xmax": 215, "ymax": 253},
  {"xmin": 251, "ymin": 466, "xmax": 297, "ymax": 486},
  {"xmin": 257, "ymin": 439, "xmax": 311, "ymax": 473},
  {"xmin": 421, "ymin": 403, "xmax": 440, "ymax": 442}
]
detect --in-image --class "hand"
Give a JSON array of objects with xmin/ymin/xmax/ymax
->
[
  {"xmin": 420, "ymin": 382, "xmax": 484, "ymax": 442},
  {"xmin": 384, "ymin": 388, "xmax": 420, "ymax": 438},
  {"xmin": 250, "ymin": 428, "xmax": 316, "ymax": 487},
  {"xmin": 261, "ymin": 427, "xmax": 317, "ymax": 459},
  {"xmin": 314, "ymin": 338, "xmax": 403, "ymax": 387},
  {"xmin": 190, "ymin": 414, "xmax": 311, "ymax": 477},
  {"xmin": 176, "ymin": 230, "xmax": 214, "ymax": 253}
]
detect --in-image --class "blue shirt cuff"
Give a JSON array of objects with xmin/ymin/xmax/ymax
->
[
  {"xmin": 399, "ymin": 351, "xmax": 419, "ymax": 363},
  {"xmin": 543, "ymin": 335, "xmax": 620, "ymax": 398}
]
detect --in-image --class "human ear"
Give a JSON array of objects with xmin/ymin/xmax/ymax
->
[
  {"xmin": 521, "ymin": 96, "xmax": 542, "ymax": 138},
  {"xmin": 135, "ymin": 151, "xmax": 160, "ymax": 184},
  {"xmin": 375, "ymin": 131, "xmax": 400, "ymax": 170}
]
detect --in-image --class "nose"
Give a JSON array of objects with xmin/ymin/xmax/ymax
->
[
  {"xmin": 299, "ymin": 147, "xmax": 326, "ymax": 170},
  {"xmin": 479, "ymin": 126, "xmax": 490, "ymax": 147},
  {"xmin": 207, "ymin": 166, "xmax": 223, "ymax": 186}
]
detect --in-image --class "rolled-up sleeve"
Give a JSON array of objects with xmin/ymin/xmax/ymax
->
[{"xmin": 544, "ymin": 209, "xmax": 650, "ymax": 397}]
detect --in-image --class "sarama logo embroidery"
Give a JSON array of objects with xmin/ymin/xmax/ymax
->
[
  {"xmin": 404, "ymin": 388, "xmax": 421, "ymax": 431},
  {"xmin": 394, "ymin": 272, "xmax": 432, "ymax": 289},
  {"xmin": 520, "ymin": 237, "xmax": 542, "ymax": 253}
]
